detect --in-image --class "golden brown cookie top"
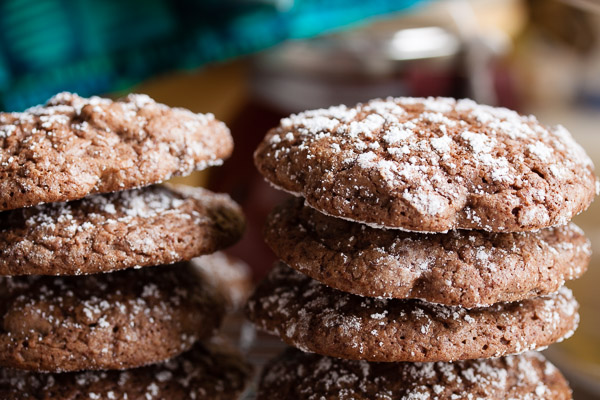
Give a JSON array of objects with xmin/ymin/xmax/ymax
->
[
  {"xmin": 255, "ymin": 97, "xmax": 597, "ymax": 232},
  {"xmin": 0, "ymin": 92, "xmax": 232, "ymax": 210}
]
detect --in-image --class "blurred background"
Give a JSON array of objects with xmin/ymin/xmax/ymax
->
[{"xmin": 0, "ymin": 0, "xmax": 599, "ymax": 397}]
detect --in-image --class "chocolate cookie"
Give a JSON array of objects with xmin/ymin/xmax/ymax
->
[
  {"xmin": 254, "ymin": 97, "xmax": 597, "ymax": 232},
  {"xmin": 0, "ymin": 262, "xmax": 224, "ymax": 372},
  {"xmin": 246, "ymin": 263, "xmax": 579, "ymax": 362},
  {"xmin": 193, "ymin": 252, "xmax": 253, "ymax": 311},
  {"xmin": 257, "ymin": 347, "xmax": 571, "ymax": 400},
  {"xmin": 0, "ymin": 185, "xmax": 245, "ymax": 276},
  {"xmin": 0, "ymin": 92, "xmax": 233, "ymax": 211},
  {"xmin": 265, "ymin": 197, "xmax": 590, "ymax": 307},
  {"xmin": 0, "ymin": 342, "xmax": 252, "ymax": 400}
]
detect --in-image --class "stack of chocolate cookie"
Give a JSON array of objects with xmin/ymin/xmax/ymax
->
[
  {"xmin": 247, "ymin": 97, "xmax": 597, "ymax": 399},
  {"xmin": 0, "ymin": 93, "xmax": 251, "ymax": 398}
]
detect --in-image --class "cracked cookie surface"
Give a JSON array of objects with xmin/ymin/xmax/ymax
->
[
  {"xmin": 265, "ymin": 197, "xmax": 590, "ymax": 307},
  {"xmin": 257, "ymin": 348, "xmax": 571, "ymax": 400},
  {"xmin": 0, "ymin": 342, "xmax": 252, "ymax": 400},
  {"xmin": 0, "ymin": 262, "xmax": 224, "ymax": 372},
  {"xmin": 246, "ymin": 263, "xmax": 579, "ymax": 363},
  {"xmin": 0, "ymin": 185, "xmax": 245, "ymax": 275},
  {"xmin": 254, "ymin": 97, "xmax": 597, "ymax": 232},
  {"xmin": 0, "ymin": 92, "xmax": 232, "ymax": 211}
]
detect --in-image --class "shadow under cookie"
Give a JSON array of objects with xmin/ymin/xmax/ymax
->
[
  {"xmin": 246, "ymin": 263, "xmax": 579, "ymax": 363},
  {"xmin": 0, "ymin": 262, "xmax": 224, "ymax": 372}
]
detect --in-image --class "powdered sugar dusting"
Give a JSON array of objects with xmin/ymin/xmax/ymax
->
[
  {"xmin": 248, "ymin": 264, "xmax": 579, "ymax": 363},
  {"xmin": 402, "ymin": 191, "xmax": 447, "ymax": 216},
  {"xmin": 527, "ymin": 142, "xmax": 554, "ymax": 162},
  {"xmin": 0, "ymin": 184, "xmax": 243, "ymax": 275},
  {"xmin": 257, "ymin": 96, "xmax": 597, "ymax": 231},
  {"xmin": 260, "ymin": 348, "xmax": 566, "ymax": 400},
  {"xmin": 0, "ymin": 342, "xmax": 251, "ymax": 398},
  {"xmin": 0, "ymin": 92, "xmax": 232, "ymax": 210},
  {"xmin": 0, "ymin": 262, "xmax": 219, "ymax": 372}
]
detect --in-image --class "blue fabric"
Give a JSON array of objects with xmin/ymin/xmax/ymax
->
[{"xmin": 0, "ymin": 0, "xmax": 425, "ymax": 110}]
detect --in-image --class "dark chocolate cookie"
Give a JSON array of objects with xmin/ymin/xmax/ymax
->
[
  {"xmin": 254, "ymin": 97, "xmax": 597, "ymax": 232},
  {"xmin": 0, "ymin": 185, "xmax": 245, "ymax": 275},
  {"xmin": 0, "ymin": 92, "xmax": 232, "ymax": 211},
  {"xmin": 0, "ymin": 342, "xmax": 252, "ymax": 399},
  {"xmin": 246, "ymin": 263, "xmax": 579, "ymax": 362},
  {"xmin": 0, "ymin": 262, "xmax": 224, "ymax": 372},
  {"xmin": 264, "ymin": 197, "xmax": 589, "ymax": 307},
  {"xmin": 257, "ymin": 347, "xmax": 572, "ymax": 400}
]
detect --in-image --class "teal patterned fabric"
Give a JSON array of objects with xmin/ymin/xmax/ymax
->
[{"xmin": 0, "ymin": 0, "xmax": 424, "ymax": 111}]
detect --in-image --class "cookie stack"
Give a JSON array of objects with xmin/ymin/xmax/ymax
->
[
  {"xmin": 0, "ymin": 93, "xmax": 251, "ymax": 398},
  {"xmin": 247, "ymin": 97, "xmax": 597, "ymax": 399}
]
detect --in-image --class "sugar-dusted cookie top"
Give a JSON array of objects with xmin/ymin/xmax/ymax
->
[
  {"xmin": 255, "ymin": 97, "xmax": 597, "ymax": 232},
  {"xmin": 0, "ymin": 262, "xmax": 224, "ymax": 372},
  {"xmin": 258, "ymin": 348, "xmax": 571, "ymax": 400},
  {"xmin": 0, "ymin": 92, "xmax": 232, "ymax": 210},
  {"xmin": 265, "ymin": 198, "xmax": 589, "ymax": 307},
  {"xmin": 246, "ymin": 263, "xmax": 579, "ymax": 363},
  {"xmin": 0, "ymin": 185, "xmax": 245, "ymax": 276},
  {"xmin": 0, "ymin": 342, "xmax": 252, "ymax": 400}
]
